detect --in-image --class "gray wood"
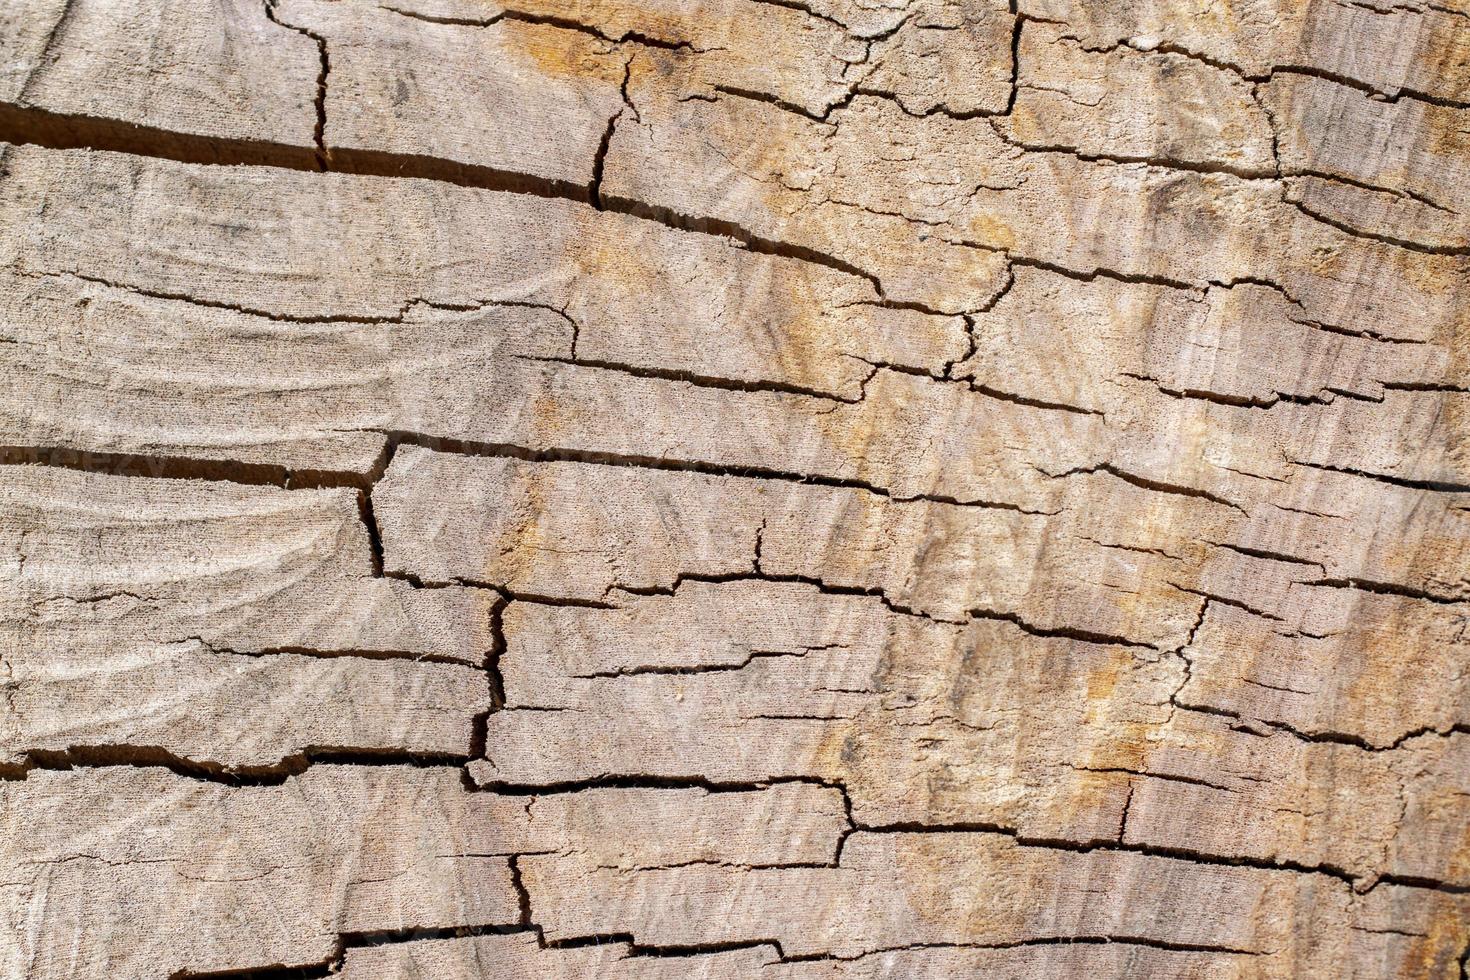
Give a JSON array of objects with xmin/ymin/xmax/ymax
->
[{"xmin": 2, "ymin": 0, "xmax": 1468, "ymax": 975}]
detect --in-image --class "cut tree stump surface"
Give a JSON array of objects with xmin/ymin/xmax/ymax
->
[{"xmin": 1, "ymin": 0, "xmax": 1469, "ymax": 977}]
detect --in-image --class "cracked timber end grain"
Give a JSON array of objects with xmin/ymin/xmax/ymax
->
[{"xmin": 2, "ymin": 0, "xmax": 1469, "ymax": 977}]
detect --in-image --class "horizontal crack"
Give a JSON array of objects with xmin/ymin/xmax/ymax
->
[
  {"xmin": 967, "ymin": 607, "xmax": 1159, "ymax": 650},
  {"xmin": 1283, "ymin": 191, "xmax": 1470, "ymax": 256},
  {"xmin": 0, "ymin": 744, "xmax": 469, "ymax": 786},
  {"xmin": 517, "ymin": 354, "xmax": 853, "ymax": 402},
  {"xmin": 175, "ymin": 636, "xmax": 479, "ymax": 669},
  {"xmin": 0, "ymin": 101, "xmax": 881, "ymax": 290},
  {"xmin": 596, "ymin": 191, "xmax": 885, "ymax": 290},
  {"xmin": 608, "ymin": 570, "xmax": 962, "ymax": 625},
  {"xmin": 375, "ymin": 429, "xmax": 1047, "ymax": 513},
  {"xmin": 168, "ymin": 923, "xmax": 533, "ymax": 979},
  {"xmin": 852, "ymin": 817, "xmax": 1371, "ymax": 889},
  {"xmin": 0, "ymin": 444, "xmax": 371, "ymax": 489},
  {"xmin": 1177, "ymin": 696, "xmax": 1470, "ymax": 753},
  {"xmin": 1303, "ymin": 577, "xmax": 1470, "ymax": 606},
  {"xmin": 783, "ymin": 935, "xmax": 1263, "ymax": 962},
  {"xmin": 1047, "ymin": 462, "xmax": 1246, "ymax": 513},
  {"xmin": 472, "ymin": 772, "xmax": 851, "ymax": 797},
  {"xmin": 0, "ymin": 429, "xmax": 1043, "ymax": 516},
  {"xmin": 37, "ymin": 268, "xmax": 578, "ymax": 328},
  {"xmin": 1290, "ymin": 458, "xmax": 1470, "ymax": 493},
  {"xmin": 572, "ymin": 645, "xmax": 838, "ymax": 679}
]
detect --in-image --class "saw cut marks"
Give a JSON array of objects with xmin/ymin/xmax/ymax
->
[{"xmin": 1, "ymin": 0, "xmax": 1468, "ymax": 977}]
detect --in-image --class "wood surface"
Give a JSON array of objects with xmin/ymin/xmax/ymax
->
[{"xmin": 1, "ymin": 0, "xmax": 1469, "ymax": 976}]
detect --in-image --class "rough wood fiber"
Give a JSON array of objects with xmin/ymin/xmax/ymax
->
[{"xmin": 1, "ymin": 0, "xmax": 1468, "ymax": 977}]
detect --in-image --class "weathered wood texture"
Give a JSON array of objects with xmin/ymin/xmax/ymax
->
[{"xmin": 1, "ymin": 0, "xmax": 1469, "ymax": 977}]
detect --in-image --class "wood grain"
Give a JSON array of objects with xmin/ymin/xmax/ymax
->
[{"xmin": 1, "ymin": 0, "xmax": 1468, "ymax": 976}]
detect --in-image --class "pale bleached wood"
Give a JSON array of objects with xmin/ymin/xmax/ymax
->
[
  {"xmin": 477, "ymin": 577, "xmax": 1470, "ymax": 886},
  {"xmin": 3, "ymin": 0, "xmax": 1469, "ymax": 974},
  {"xmin": 0, "ymin": 270, "xmax": 1105, "ymax": 509},
  {"xmin": 1180, "ymin": 594, "xmax": 1470, "ymax": 749},
  {"xmin": 276, "ymin": 0, "xmax": 628, "ymax": 184},
  {"xmin": 1018, "ymin": 0, "xmax": 1470, "ymax": 104},
  {"xmin": 482, "ymin": 580, "xmax": 1165, "ymax": 841},
  {"xmin": 0, "ymin": 464, "xmax": 495, "ymax": 770},
  {"xmin": 1007, "ymin": 20, "xmax": 1277, "ymax": 174},
  {"xmin": 374, "ymin": 449, "xmax": 767, "ymax": 596},
  {"xmin": 0, "ymin": 464, "xmax": 494, "ymax": 659},
  {"xmin": 22, "ymin": 235, "xmax": 1467, "ymax": 517},
  {"xmin": 0, "ymin": 270, "xmax": 563, "ymax": 475},
  {"xmin": 2, "ymin": 767, "xmax": 520, "ymax": 979},
  {"xmin": 335, "ymin": 930, "xmax": 1256, "ymax": 979},
  {"xmin": 1004, "ymin": 12, "xmax": 1470, "ymax": 249},
  {"xmin": 372, "ymin": 448, "xmax": 1205, "ymax": 642},
  {"xmin": 520, "ymin": 831, "xmax": 1470, "ymax": 971},
  {"xmin": 0, "ymin": 0, "xmax": 319, "ymax": 144},
  {"xmin": 604, "ymin": 72, "xmax": 1468, "ymax": 340},
  {"xmin": 0, "ymin": 145, "xmax": 959, "ymax": 400},
  {"xmin": 372, "ymin": 445, "xmax": 1470, "ymax": 645},
  {"xmin": 335, "ymin": 933, "xmax": 787, "ymax": 980},
  {"xmin": 347, "ymin": 0, "xmax": 867, "ymax": 117},
  {"xmin": 854, "ymin": 0, "xmax": 1013, "ymax": 114},
  {"xmin": 958, "ymin": 268, "xmax": 1448, "ymax": 413},
  {"xmin": 4, "ymin": 636, "xmax": 486, "ymax": 772},
  {"xmin": 1265, "ymin": 73, "xmax": 1470, "ymax": 248},
  {"xmin": 602, "ymin": 77, "xmax": 1014, "ymax": 313},
  {"xmin": 371, "ymin": 0, "xmax": 1011, "ymax": 118},
  {"xmin": 0, "ymin": 0, "xmax": 68, "ymax": 102},
  {"xmin": 1, "ymin": 766, "xmax": 840, "ymax": 979},
  {"xmin": 1122, "ymin": 714, "xmax": 1470, "ymax": 889}
]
